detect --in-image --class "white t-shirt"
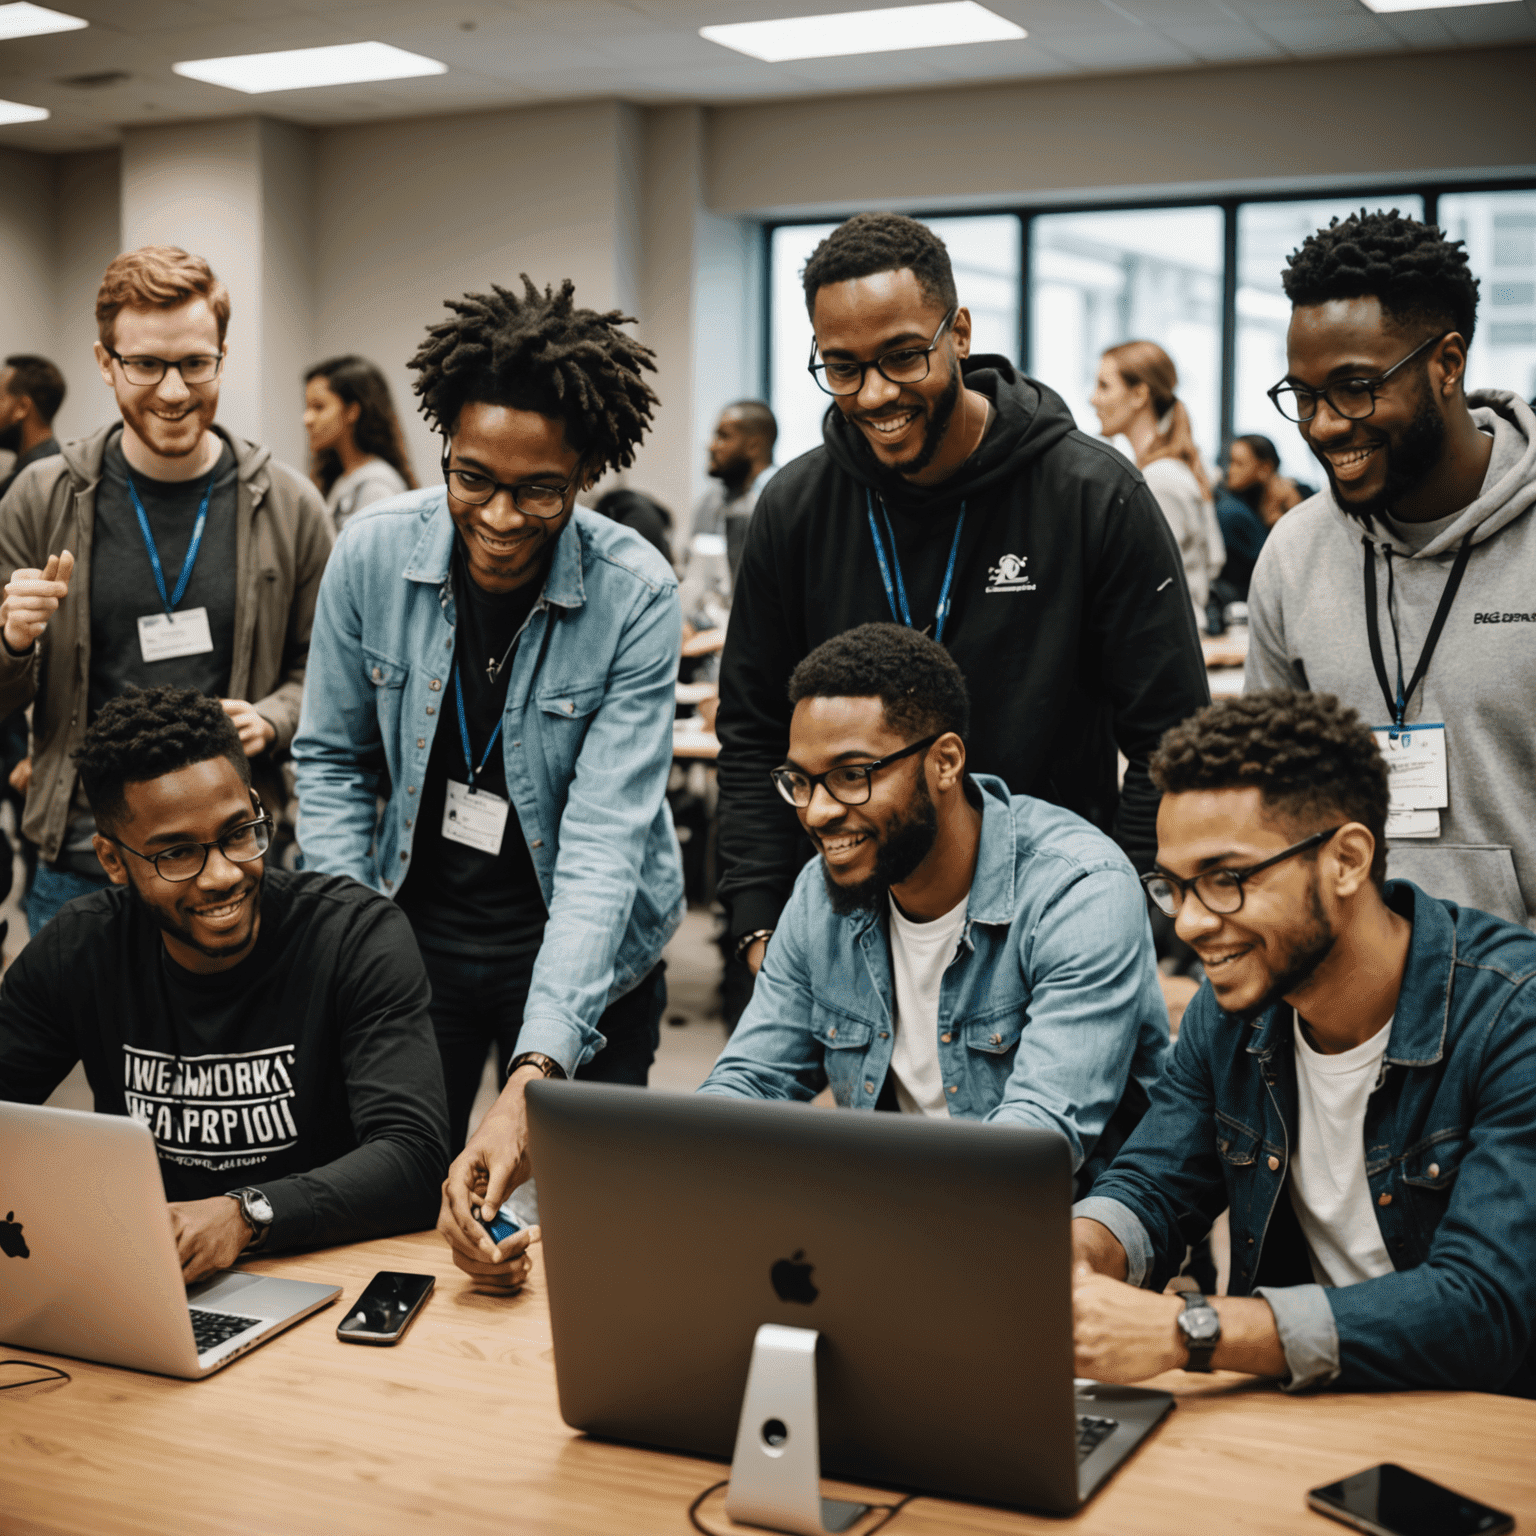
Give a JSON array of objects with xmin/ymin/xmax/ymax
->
[
  {"xmin": 887, "ymin": 892, "xmax": 969, "ymax": 1118},
  {"xmin": 1288, "ymin": 1010, "xmax": 1397, "ymax": 1287}
]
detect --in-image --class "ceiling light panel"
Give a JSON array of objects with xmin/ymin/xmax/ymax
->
[
  {"xmin": 172, "ymin": 41, "xmax": 447, "ymax": 96},
  {"xmin": 1360, "ymin": 0, "xmax": 1516, "ymax": 9},
  {"xmin": 700, "ymin": 2, "xmax": 1026, "ymax": 63},
  {"xmin": 0, "ymin": 98, "xmax": 49, "ymax": 124},
  {"xmin": 0, "ymin": 2, "xmax": 85, "ymax": 41}
]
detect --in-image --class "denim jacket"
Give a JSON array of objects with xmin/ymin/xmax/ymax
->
[
  {"xmin": 292, "ymin": 492, "xmax": 685, "ymax": 1074},
  {"xmin": 1078, "ymin": 881, "xmax": 1536, "ymax": 1397},
  {"xmin": 699, "ymin": 775, "xmax": 1168, "ymax": 1178}
]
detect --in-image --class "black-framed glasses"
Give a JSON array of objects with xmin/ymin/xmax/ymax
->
[
  {"xmin": 106, "ymin": 347, "xmax": 224, "ymax": 387},
  {"xmin": 807, "ymin": 307, "xmax": 959, "ymax": 398},
  {"xmin": 440, "ymin": 449, "xmax": 574, "ymax": 518},
  {"xmin": 1140, "ymin": 827, "xmax": 1342, "ymax": 918},
  {"xmin": 1266, "ymin": 331, "xmax": 1451, "ymax": 424},
  {"xmin": 108, "ymin": 813, "xmax": 273, "ymax": 883},
  {"xmin": 771, "ymin": 734, "xmax": 941, "ymax": 809}
]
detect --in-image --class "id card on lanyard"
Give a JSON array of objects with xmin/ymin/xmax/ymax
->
[
  {"xmin": 442, "ymin": 661, "xmax": 511, "ymax": 856},
  {"xmin": 130, "ymin": 469, "xmax": 217, "ymax": 664}
]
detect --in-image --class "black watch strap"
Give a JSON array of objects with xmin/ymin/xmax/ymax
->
[
  {"xmin": 1178, "ymin": 1290, "xmax": 1220, "ymax": 1373},
  {"xmin": 508, "ymin": 1051, "xmax": 567, "ymax": 1081}
]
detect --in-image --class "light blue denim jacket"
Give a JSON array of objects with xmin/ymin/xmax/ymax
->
[
  {"xmin": 292, "ymin": 491, "xmax": 685, "ymax": 1075},
  {"xmin": 699, "ymin": 775, "xmax": 1169, "ymax": 1179}
]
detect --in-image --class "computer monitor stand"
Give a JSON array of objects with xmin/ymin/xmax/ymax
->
[{"xmin": 725, "ymin": 1324, "xmax": 872, "ymax": 1536}]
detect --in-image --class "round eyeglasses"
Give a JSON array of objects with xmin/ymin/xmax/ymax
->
[
  {"xmin": 107, "ymin": 815, "xmax": 273, "ymax": 883},
  {"xmin": 1140, "ymin": 827, "xmax": 1342, "ymax": 918},
  {"xmin": 807, "ymin": 307, "xmax": 958, "ymax": 398},
  {"xmin": 106, "ymin": 348, "xmax": 224, "ymax": 387},
  {"xmin": 441, "ymin": 454, "xmax": 573, "ymax": 518},
  {"xmin": 771, "ymin": 734, "xmax": 941, "ymax": 809}
]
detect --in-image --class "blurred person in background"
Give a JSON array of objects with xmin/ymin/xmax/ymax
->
[
  {"xmin": 1092, "ymin": 341, "xmax": 1225, "ymax": 627},
  {"xmin": 0, "ymin": 355, "xmax": 65, "ymax": 502},
  {"xmin": 303, "ymin": 355, "xmax": 416, "ymax": 534},
  {"xmin": 592, "ymin": 486, "xmax": 674, "ymax": 566},
  {"xmin": 1213, "ymin": 434, "xmax": 1312, "ymax": 608}
]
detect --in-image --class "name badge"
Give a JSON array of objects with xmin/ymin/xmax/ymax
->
[
  {"xmin": 442, "ymin": 780, "xmax": 509, "ymax": 855},
  {"xmin": 137, "ymin": 607, "xmax": 214, "ymax": 663}
]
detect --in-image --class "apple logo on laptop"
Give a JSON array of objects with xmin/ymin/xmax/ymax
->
[
  {"xmin": 0, "ymin": 1211, "xmax": 29, "ymax": 1260},
  {"xmin": 770, "ymin": 1249, "xmax": 817, "ymax": 1305}
]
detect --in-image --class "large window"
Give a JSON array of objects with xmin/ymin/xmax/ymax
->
[{"xmin": 1440, "ymin": 189, "xmax": 1536, "ymax": 404}]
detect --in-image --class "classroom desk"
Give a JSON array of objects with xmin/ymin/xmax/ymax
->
[{"xmin": 4, "ymin": 1230, "xmax": 1533, "ymax": 1536}]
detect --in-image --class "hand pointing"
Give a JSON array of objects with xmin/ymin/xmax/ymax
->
[{"xmin": 2, "ymin": 550, "xmax": 75, "ymax": 654}]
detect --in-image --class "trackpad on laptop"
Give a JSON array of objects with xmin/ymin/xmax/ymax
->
[{"xmin": 187, "ymin": 1271, "xmax": 263, "ymax": 1305}]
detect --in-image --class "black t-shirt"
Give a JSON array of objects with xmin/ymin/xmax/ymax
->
[
  {"xmin": 396, "ymin": 541, "xmax": 548, "ymax": 963},
  {"xmin": 0, "ymin": 869, "xmax": 448, "ymax": 1251}
]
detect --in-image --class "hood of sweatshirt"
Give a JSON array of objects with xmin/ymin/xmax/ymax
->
[
  {"xmin": 819, "ymin": 355, "xmax": 1079, "ymax": 513},
  {"xmin": 1321, "ymin": 389, "xmax": 1536, "ymax": 558}
]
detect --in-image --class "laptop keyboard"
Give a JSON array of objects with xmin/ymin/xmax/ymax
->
[
  {"xmin": 190, "ymin": 1308, "xmax": 262, "ymax": 1356},
  {"xmin": 1076, "ymin": 1414, "xmax": 1119, "ymax": 1461}
]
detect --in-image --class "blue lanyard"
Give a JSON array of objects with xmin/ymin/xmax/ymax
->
[
  {"xmin": 127, "ymin": 471, "xmax": 216, "ymax": 618},
  {"xmin": 865, "ymin": 491, "xmax": 967, "ymax": 645},
  {"xmin": 453, "ymin": 662, "xmax": 505, "ymax": 791}
]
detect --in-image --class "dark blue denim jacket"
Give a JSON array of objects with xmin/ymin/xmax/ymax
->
[{"xmin": 1078, "ymin": 881, "xmax": 1536, "ymax": 1396}]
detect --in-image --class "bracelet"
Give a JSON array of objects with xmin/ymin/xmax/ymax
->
[
  {"xmin": 508, "ymin": 1051, "xmax": 568, "ymax": 1081},
  {"xmin": 734, "ymin": 928, "xmax": 774, "ymax": 962}
]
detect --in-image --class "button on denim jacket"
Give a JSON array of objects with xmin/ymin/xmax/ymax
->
[
  {"xmin": 292, "ymin": 492, "xmax": 685, "ymax": 1074},
  {"xmin": 1079, "ymin": 881, "xmax": 1536, "ymax": 1397},
  {"xmin": 699, "ymin": 775, "xmax": 1169, "ymax": 1179}
]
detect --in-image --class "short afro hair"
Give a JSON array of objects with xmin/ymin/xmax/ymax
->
[
  {"xmin": 408, "ymin": 275, "xmax": 658, "ymax": 475},
  {"xmin": 788, "ymin": 623, "xmax": 969, "ymax": 744},
  {"xmin": 1282, "ymin": 209, "xmax": 1480, "ymax": 348},
  {"xmin": 75, "ymin": 686, "xmax": 250, "ymax": 832},
  {"xmin": 801, "ymin": 213, "xmax": 957, "ymax": 319},
  {"xmin": 1150, "ymin": 689, "xmax": 1389, "ymax": 886}
]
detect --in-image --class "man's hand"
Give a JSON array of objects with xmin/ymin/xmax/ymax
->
[
  {"xmin": 170, "ymin": 1196, "xmax": 252, "ymax": 1284},
  {"xmin": 746, "ymin": 937, "xmax": 769, "ymax": 976},
  {"xmin": 221, "ymin": 699, "xmax": 277, "ymax": 757},
  {"xmin": 2, "ymin": 550, "xmax": 74, "ymax": 654},
  {"xmin": 437, "ymin": 1065, "xmax": 541, "ymax": 1289},
  {"xmin": 1073, "ymin": 1269, "xmax": 1186, "ymax": 1383},
  {"xmin": 8, "ymin": 755, "xmax": 30, "ymax": 793}
]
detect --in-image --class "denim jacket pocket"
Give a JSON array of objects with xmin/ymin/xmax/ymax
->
[
  {"xmin": 1214, "ymin": 1111, "xmax": 1262, "ymax": 1166},
  {"xmin": 1401, "ymin": 1131, "xmax": 1466, "ymax": 1190},
  {"xmin": 362, "ymin": 646, "xmax": 410, "ymax": 745},
  {"xmin": 535, "ymin": 682, "xmax": 606, "ymax": 780},
  {"xmin": 961, "ymin": 1012, "xmax": 1024, "ymax": 1056},
  {"xmin": 811, "ymin": 1005, "xmax": 873, "ymax": 1107}
]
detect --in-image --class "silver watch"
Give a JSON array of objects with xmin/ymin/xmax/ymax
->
[
  {"xmin": 226, "ymin": 1187, "xmax": 274, "ymax": 1250},
  {"xmin": 1177, "ymin": 1290, "xmax": 1221, "ymax": 1372}
]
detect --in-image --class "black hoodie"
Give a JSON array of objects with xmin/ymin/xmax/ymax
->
[{"xmin": 716, "ymin": 358, "xmax": 1211, "ymax": 941}]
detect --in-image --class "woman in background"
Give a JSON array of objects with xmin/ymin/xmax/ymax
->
[
  {"xmin": 303, "ymin": 355, "xmax": 416, "ymax": 533},
  {"xmin": 1091, "ymin": 340, "xmax": 1224, "ymax": 625}
]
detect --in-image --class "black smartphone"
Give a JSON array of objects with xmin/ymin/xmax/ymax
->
[
  {"xmin": 335, "ymin": 1271, "xmax": 435, "ymax": 1346},
  {"xmin": 1308, "ymin": 1463, "xmax": 1514, "ymax": 1536}
]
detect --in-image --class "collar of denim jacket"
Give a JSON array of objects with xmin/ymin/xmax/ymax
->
[{"xmin": 964, "ymin": 773, "xmax": 1018, "ymax": 928}]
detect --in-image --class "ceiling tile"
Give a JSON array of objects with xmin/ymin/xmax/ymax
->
[{"xmin": 1156, "ymin": 18, "xmax": 1286, "ymax": 57}]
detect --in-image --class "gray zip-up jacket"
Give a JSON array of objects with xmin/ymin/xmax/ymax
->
[
  {"xmin": 1246, "ymin": 390, "xmax": 1536, "ymax": 927},
  {"xmin": 0, "ymin": 423, "xmax": 333, "ymax": 862}
]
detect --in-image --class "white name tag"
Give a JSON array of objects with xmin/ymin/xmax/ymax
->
[
  {"xmin": 1386, "ymin": 808, "xmax": 1442, "ymax": 840},
  {"xmin": 137, "ymin": 607, "xmax": 214, "ymax": 663},
  {"xmin": 442, "ymin": 780, "xmax": 509, "ymax": 855},
  {"xmin": 1371, "ymin": 723, "xmax": 1448, "ymax": 814}
]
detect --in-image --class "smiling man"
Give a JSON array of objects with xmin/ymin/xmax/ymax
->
[
  {"xmin": 716, "ymin": 213, "xmax": 1209, "ymax": 982},
  {"xmin": 699, "ymin": 624, "xmax": 1167, "ymax": 1189},
  {"xmin": 292, "ymin": 277, "xmax": 683, "ymax": 1286},
  {"xmin": 0, "ymin": 246, "xmax": 332, "ymax": 933},
  {"xmin": 1245, "ymin": 210, "xmax": 1536, "ymax": 927},
  {"xmin": 1072, "ymin": 690, "xmax": 1536, "ymax": 1398},
  {"xmin": 0, "ymin": 686, "xmax": 449, "ymax": 1283}
]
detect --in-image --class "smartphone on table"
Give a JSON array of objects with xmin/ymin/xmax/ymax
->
[
  {"xmin": 335, "ymin": 1271, "xmax": 435, "ymax": 1345},
  {"xmin": 1308, "ymin": 1463, "xmax": 1513, "ymax": 1536}
]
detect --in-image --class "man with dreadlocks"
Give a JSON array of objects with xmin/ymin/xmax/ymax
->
[
  {"xmin": 293, "ymin": 277, "xmax": 683, "ymax": 1288},
  {"xmin": 1246, "ymin": 210, "xmax": 1536, "ymax": 928}
]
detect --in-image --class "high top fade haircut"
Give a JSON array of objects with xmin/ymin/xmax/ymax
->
[
  {"xmin": 75, "ymin": 685, "xmax": 250, "ymax": 833},
  {"xmin": 1281, "ymin": 210, "xmax": 1480, "ymax": 348},
  {"xmin": 788, "ymin": 623, "xmax": 970, "ymax": 744},
  {"xmin": 1150, "ymin": 689, "xmax": 1389, "ymax": 886},
  {"xmin": 801, "ymin": 213, "xmax": 958, "ymax": 320},
  {"xmin": 408, "ymin": 276, "xmax": 659, "ymax": 474}
]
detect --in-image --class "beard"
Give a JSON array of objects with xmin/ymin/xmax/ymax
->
[
  {"xmin": 1228, "ymin": 874, "xmax": 1336, "ymax": 1024},
  {"xmin": 128, "ymin": 868, "xmax": 264, "ymax": 963},
  {"xmin": 821, "ymin": 779, "xmax": 940, "ymax": 916},
  {"xmin": 1319, "ymin": 378, "xmax": 1446, "ymax": 525},
  {"xmin": 899, "ymin": 360, "xmax": 962, "ymax": 480},
  {"xmin": 708, "ymin": 451, "xmax": 753, "ymax": 490}
]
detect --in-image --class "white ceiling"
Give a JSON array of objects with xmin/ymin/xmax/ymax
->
[{"xmin": 0, "ymin": 0, "xmax": 1531, "ymax": 153}]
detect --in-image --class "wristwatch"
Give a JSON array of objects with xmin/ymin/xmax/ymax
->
[
  {"xmin": 508, "ymin": 1052, "xmax": 567, "ymax": 1081},
  {"xmin": 734, "ymin": 928, "xmax": 774, "ymax": 963},
  {"xmin": 226, "ymin": 1187, "xmax": 274, "ymax": 1251},
  {"xmin": 1177, "ymin": 1290, "xmax": 1221, "ymax": 1372}
]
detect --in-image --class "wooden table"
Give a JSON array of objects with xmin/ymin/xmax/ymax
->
[{"xmin": 4, "ymin": 1231, "xmax": 1533, "ymax": 1535}]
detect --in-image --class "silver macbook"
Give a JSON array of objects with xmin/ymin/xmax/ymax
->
[{"xmin": 0, "ymin": 1102, "xmax": 338, "ymax": 1379}]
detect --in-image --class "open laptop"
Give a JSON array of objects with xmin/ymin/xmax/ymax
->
[
  {"xmin": 0, "ymin": 1103, "xmax": 338, "ymax": 1379},
  {"xmin": 527, "ymin": 1082, "xmax": 1174, "ymax": 1518}
]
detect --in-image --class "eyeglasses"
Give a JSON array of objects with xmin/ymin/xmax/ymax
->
[
  {"xmin": 1140, "ymin": 827, "xmax": 1342, "ymax": 918},
  {"xmin": 441, "ymin": 451, "xmax": 574, "ymax": 518},
  {"xmin": 1266, "ymin": 331, "xmax": 1450, "ymax": 424},
  {"xmin": 807, "ymin": 307, "xmax": 959, "ymax": 398},
  {"xmin": 106, "ymin": 348, "xmax": 224, "ymax": 387},
  {"xmin": 771, "ymin": 734, "xmax": 941, "ymax": 809},
  {"xmin": 108, "ymin": 814, "xmax": 273, "ymax": 883}
]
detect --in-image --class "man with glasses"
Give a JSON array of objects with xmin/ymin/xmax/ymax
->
[
  {"xmin": 294, "ymin": 278, "xmax": 683, "ymax": 1284},
  {"xmin": 699, "ymin": 624, "xmax": 1167, "ymax": 1191},
  {"xmin": 716, "ymin": 212, "xmax": 1209, "ymax": 988},
  {"xmin": 0, "ymin": 245, "xmax": 331, "ymax": 932},
  {"xmin": 1074, "ymin": 689, "xmax": 1536, "ymax": 1396},
  {"xmin": 1246, "ymin": 209, "xmax": 1536, "ymax": 928},
  {"xmin": 0, "ymin": 686, "xmax": 449, "ymax": 1282}
]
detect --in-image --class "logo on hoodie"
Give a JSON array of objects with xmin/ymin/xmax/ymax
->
[{"xmin": 986, "ymin": 553, "xmax": 1036, "ymax": 594}]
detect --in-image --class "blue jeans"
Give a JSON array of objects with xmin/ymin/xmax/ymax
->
[{"xmin": 25, "ymin": 863, "xmax": 110, "ymax": 936}]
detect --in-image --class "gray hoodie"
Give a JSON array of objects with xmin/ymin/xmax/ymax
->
[{"xmin": 1245, "ymin": 389, "xmax": 1536, "ymax": 928}]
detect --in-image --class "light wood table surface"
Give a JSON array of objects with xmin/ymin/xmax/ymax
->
[{"xmin": 4, "ymin": 1230, "xmax": 1533, "ymax": 1536}]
